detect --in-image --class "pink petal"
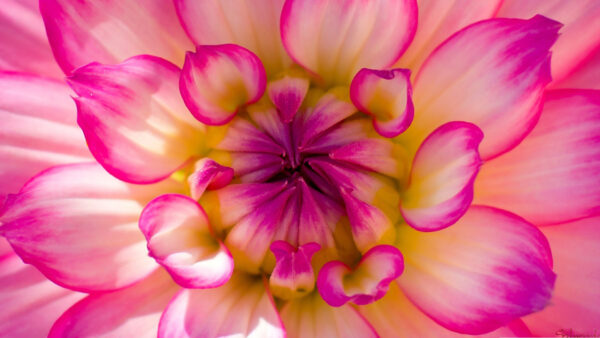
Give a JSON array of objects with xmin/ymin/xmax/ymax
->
[
  {"xmin": 40, "ymin": 0, "xmax": 192, "ymax": 74},
  {"xmin": 0, "ymin": 72, "xmax": 91, "ymax": 196},
  {"xmin": 395, "ymin": 0, "xmax": 502, "ymax": 72},
  {"xmin": 269, "ymin": 241, "xmax": 320, "ymax": 299},
  {"xmin": 139, "ymin": 194, "xmax": 233, "ymax": 289},
  {"xmin": 401, "ymin": 122, "xmax": 483, "ymax": 231},
  {"xmin": 280, "ymin": 293, "xmax": 377, "ymax": 338},
  {"xmin": 180, "ymin": 44, "xmax": 266, "ymax": 126},
  {"xmin": 280, "ymin": 0, "xmax": 417, "ymax": 85},
  {"xmin": 0, "ymin": 163, "xmax": 182, "ymax": 292},
  {"xmin": 174, "ymin": 0, "xmax": 291, "ymax": 75},
  {"xmin": 70, "ymin": 55, "xmax": 205, "ymax": 184},
  {"xmin": 474, "ymin": 89, "xmax": 600, "ymax": 225},
  {"xmin": 523, "ymin": 216, "xmax": 600, "ymax": 336},
  {"xmin": 397, "ymin": 206, "xmax": 555, "ymax": 335},
  {"xmin": 553, "ymin": 48, "xmax": 600, "ymax": 90},
  {"xmin": 267, "ymin": 75, "xmax": 310, "ymax": 123},
  {"xmin": 359, "ymin": 283, "xmax": 529, "ymax": 338},
  {"xmin": 49, "ymin": 269, "xmax": 179, "ymax": 338},
  {"xmin": 202, "ymin": 181, "xmax": 290, "ymax": 232},
  {"xmin": 318, "ymin": 245, "xmax": 404, "ymax": 306},
  {"xmin": 329, "ymin": 138, "xmax": 405, "ymax": 178},
  {"xmin": 402, "ymin": 15, "xmax": 560, "ymax": 160},
  {"xmin": 0, "ymin": 252, "xmax": 84, "ymax": 337},
  {"xmin": 212, "ymin": 117, "xmax": 285, "ymax": 155},
  {"xmin": 159, "ymin": 273, "xmax": 284, "ymax": 338},
  {"xmin": 350, "ymin": 68, "xmax": 414, "ymax": 137},
  {"xmin": 497, "ymin": 0, "xmax": 600, "ymax": 84},
  {"xmin": 340, "ymin": 188, "xmax": 395, "ymax": 252},
  {"xmin": 187, "ymin": 158, "xmax": 234, "ymax": 200},
  {"xmin": 0, "ymin": 0, "xmax": 63, "ymax": 78}
]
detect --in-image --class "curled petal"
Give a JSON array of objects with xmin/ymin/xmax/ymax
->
[
  {"xmin": 401, "ymin": 122, "xmax": 483, "ymax": 231},
  {"xmin": 402, "ymin": 15, "xmax": 561, "ymax": 159},
  {"xmin": 350, "ymin": 68, "xmax": 414, "ymax": 137},
  {"xmin": 139, "ymin": 194, "xmax": 233, "ymax": 289},
  {"xmin": 318, "ymin": 245, "xmax": 404, "ymax": 306},
  {"xmin": 267, "ymin": 75, "xmax": 309, "ymax": 123},
  {"xmin": 49, "ymin": 269, "xmax": 179, "ymax": 338},
  {"xmin": 280, "ymin": 292, "xmax": 377, "ymax": 338},
  {"xmin": 187, "ymin": 158, "xmax": 234, "ymax": 200},
  {"xmin": 281, "ymin": 0, "xmax": 417, "ymax": 85},
  {"xmin": 70, "ymin": 55, "xmax": 205, "ymax": 184},
  {"xmin": 475, "ymin": 89, "xmax": 600, "ymax": 225},
  {"xmin": 397, "ymin": 206, "xmax": 555, "ymax": 335},
  {"xmin": 0, "ymin": 163, "xmax": 179, "ymax": 292},
  {"xmin": 180, "ymin": 44, "xmax": 266, "ymax": 126},
  {"xmin": 159, "ymin": 273, "xmax": 284, "ymax": 338},
  {"xmin": 40, "ymin": 0, "xmax": 191, "ymax": 73},
  {"xmin": 175, "ymin": 0, "xmax": 290, "ymax": 75},
  {"xmin": 269, "ymin": 241, "xmax": 320, "ymax": 299}
]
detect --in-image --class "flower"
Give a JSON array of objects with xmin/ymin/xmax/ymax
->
[{"xmin": 1, "ymin": 0, "xmax": 599, "ymax": 337}]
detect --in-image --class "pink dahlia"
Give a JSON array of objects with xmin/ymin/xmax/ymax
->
[{"xmin": 1, "ymin": 0, "xmax": 599, "ymax": 337}]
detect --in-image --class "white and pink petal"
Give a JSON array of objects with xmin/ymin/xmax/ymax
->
[
  {"xmin": 70, "ymin": 55, "xmax": 205, "ymax": 184},
  {"xmin": 402, "ymin": 15, "xmax": 560, "ymax": 159},
  {"xmin": 49, "ymin": 269, "xmax": 179, "ymax": 338},
  {"xmin": 139, "ymin": 194, "xmax": 233, "ymax": 289},
  {"xmin": 474, "ymin": 89, "xmax": 600, "ymax": 225},
  {"xmin": 0, "ymin": 163, "xmax": 181, "ymax": 292},
  {"xmin": 397, "ymin": 206, "xmax": 555, "ymax": 334},
  {"xmin": 40, "ymin": 0, "xmax": 192, "ymax": 73},
  {"xmin": 269, "ymin": 241, "xmax": 320, "ymax": 300},
  {"xmin": 281, "ymin": 0, "xmax": 417, "ymax": 85},
  {"xmin": 0, "ymin": 72, "xmax": 91, "ymax": 197},
  {"xmin": 180, "ymin": 44, "xmax": 266, "ymax": 126},
  {"xmin": 401, "ymin": 122, "xmax": 483, "ymax": 231},
  {"xmin": 317, "ymin": 245, "xmax": 404, "ymax": 306},
  {"xmin": 187, "ymin": 158, "xmax": 234, "ymax": 200},
  {"xmin": 159, "ymin": 273, "xmax": 284, "ymax": 338}
]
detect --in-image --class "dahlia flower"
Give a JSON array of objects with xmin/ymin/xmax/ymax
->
[{"xmin": 1, "ymin": 0, "xmax": 599, "ymax": 337}]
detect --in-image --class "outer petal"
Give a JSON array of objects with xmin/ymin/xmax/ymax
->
[
  {"xmin": 350, "ymin": 68, "xmax": 414, "ymax": 138},
  {"xmin": 49, "ymin": 269, "xmax": 179, "ymax": 338},
  {"xmin": 281, "ymin": 0, "xmax": 417, "ymax": 85},
  {"xmin": 159, "ymin": 273, "xmax": 284, "ymax": 338},
  {"xmin": 474, "ymin": 90, "xmax": 600, "ymax": 225},
  {"xmin": 280, "ymin": 292, "xmax": 377, "ymax": 338},
  {"xmin": 553, "ymin": 48, "xmax": 600, "ymax": 90},
  {"xmin": 175, "ymin": 0, "xmax": 290, "ymax": 76},
  {"xmin": 180, "ymin": 44, "xmax": 267, "ymax": 126},
  {"xmin": 402, "ymin": 16, "xmax": 560, "ymax": 159},
  {"xmin": 40, "ymin": 0, "xmax": 192, "ymax": 74},
  {"xmin": 523, "ymin": 216, "xmax": 600, "ymax": 336},
  {"xmin": 0, "ymin": 163, "xmax": 181, "ymax": 292},
  {"xmin": 70, "ymin": 55, "xmax": 205, "ymax": 184},
  {"xmin": 397, "ymin": 206, "xmax": 555, "ymax": 334},
  {"xmin": 395, "ymin": 0, "xmax": 502, "ymax": 72},
  {"xmin": 318, "ymin": 245, "xmax": 404, "ymax": 306},
  {"xmin": 139, "ymin": 194, "xmax": 233, "ymax": 289},
  {"xmin": 497, "ymin": 0, "xmax": 600, "ymax": 84},
  {"xmin": 359, "ymin": 283, "xmax": 531, "ymax": 338},
  {"xmin": 0, "ymin": 0, "xmax": 63, "ymax": 77},
  {"xmin": 401, "ymin": 122, "xmax": 483, "ymax": 232},
  {"xmin": 0, "ymin": 252, "xmax": 84, "ymax": 337},
  {"xmin": 0, "ymin": 72, "xmax": 91, "ymax": 196}
]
